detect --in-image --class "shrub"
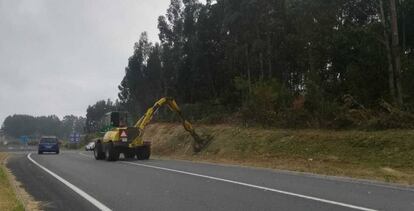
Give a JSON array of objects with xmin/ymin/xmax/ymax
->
[{"xmin": 237, "ymin": 79, "xmax": 291, "ymax": 126}]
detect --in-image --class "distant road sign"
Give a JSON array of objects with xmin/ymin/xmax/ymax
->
[
  {"xmin": 69, "ymin": 133, "xmax": 81, "ymax": 143},
  {"xmin": 19, "ymin": 136, "xmax": 29, "ymax": 144}
]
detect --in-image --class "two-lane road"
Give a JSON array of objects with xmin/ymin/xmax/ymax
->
[{"xmin": 7, "ymin": 151, "xmax": 414, "ymax": 210}]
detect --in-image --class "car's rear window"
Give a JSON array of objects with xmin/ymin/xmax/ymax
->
[{"xmin": 40, "ymin": 138, "xmax": 58, "ymax": 143}]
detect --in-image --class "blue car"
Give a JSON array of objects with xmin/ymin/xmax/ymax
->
[{"xmin": 38, "ymin": 136, "xmax": 60, "ymax": 154}]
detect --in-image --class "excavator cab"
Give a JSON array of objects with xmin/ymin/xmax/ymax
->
[
  {"xmin": 108, "ymin": 111, "xmax": 128, "ymax": 127},
  {"xmin": 100, "ymin": 112, "xmax": 128, "ymax": 132}
]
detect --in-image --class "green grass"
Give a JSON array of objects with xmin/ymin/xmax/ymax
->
[
  {"xmin": 145, "ymin": 123, "xmax": 414, "ymax": 185},
  {"xmin": 0, "ymin": 153, "xmax": 24, "ymax": 211}
]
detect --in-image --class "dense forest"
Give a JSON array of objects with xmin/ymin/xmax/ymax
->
[
  {"xmin": 4, "ymin": 0, "xmax": 413, "ymax": 138},
  {"xmin": 1, "ymin": 114, "xmax": 85, "ymax": 138},
  {"xmin": 88, "ymin": 0, "xmax": 412, "ymax": 130}
]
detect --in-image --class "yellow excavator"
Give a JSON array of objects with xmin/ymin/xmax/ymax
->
[{"xmin": 94, "ymin": 97, "xmax": 208, "ymax": 161}]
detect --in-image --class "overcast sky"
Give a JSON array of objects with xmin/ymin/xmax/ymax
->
[{"xmin": 0, "ymin": 0, "xmax": 173, "ymax": 124}]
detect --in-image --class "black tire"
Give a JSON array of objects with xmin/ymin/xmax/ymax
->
[
  {"xmin": 135, "ymin": 148, "xmax": 143, "ymax": 160},
  {"xmin": 124, "ymin": 151, "xmax": 135, "ymax": 159},
  {"xmin": 38, "ymin": 151, "xmax": 43, "ymax": 155},
  {"xmin": 104, "ymin": 142, "xmax": 119, "ymax": 161},
  {"xmin": 56, "ymin": 150, "xmax": 60, "ymax": 154},
  {"xmin": 136, "ymin": 146, "xmax": 151, "ymax": 160},
  {"xmin": 143, "ymin": 146, "xmax": 151, "ymax": 160},
  {"xmin": 94, "ymin": 142, "xmax": 105, "ymax": 160}
]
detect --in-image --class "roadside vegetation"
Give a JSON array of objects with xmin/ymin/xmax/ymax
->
[
  {"xmin": 146, "ymin": 123, "xmax": 414, "ymax": 185},
  {"xmin": 0, "ymin": 153, "xmax": 24, "ymax": 211}
]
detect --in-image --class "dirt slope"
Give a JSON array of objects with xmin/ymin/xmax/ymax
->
[{"xmin": 145, "ymin": 123, "xmax": 414, "ymax": 185}]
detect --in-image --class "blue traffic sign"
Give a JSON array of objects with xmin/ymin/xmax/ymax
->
[
  {"xmin": 69, "ymin": 133, "xmax": 81, "ymax": 143},
  {"xmin": 19, "ymin": 136, "xmax": 29, "ymax": 144}
]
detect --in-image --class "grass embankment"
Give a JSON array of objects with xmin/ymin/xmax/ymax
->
[
  {"xmin": 145, "ymin": 123, "xmax": 414, "ymax": 185},
  {"xmin": 0, "ymin": 153, "xmax": 24, "ymax": 211}
]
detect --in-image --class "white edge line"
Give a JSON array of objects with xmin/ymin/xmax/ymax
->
[
  {"xmin": 27, "ymin": 153, "xmax": 112, "ymax": 211},
  {"xmin": 122, "ymin": 161, "xmax": 378, "ymax": 211},
  {"xmin": 79, "ymin": 152, "xmax": 378, "ymax": 211},
  {"xmin": 78, "ymin": 152, "xmax": 90, "ymax": 157}
]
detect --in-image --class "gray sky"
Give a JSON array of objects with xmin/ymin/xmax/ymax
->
[{"xmin": 0, "ymin": 0, "xmax": 171, "ymax": 124}]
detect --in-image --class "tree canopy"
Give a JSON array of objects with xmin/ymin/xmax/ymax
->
[
  {"xmin": 116, "ymin": 0, "xmax": 414, "ymax": 128},
  {"xmin": 1, "ymin": 114, "xmax": 85, "ymax": 138}
]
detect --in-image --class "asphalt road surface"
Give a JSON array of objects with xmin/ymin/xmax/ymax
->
[{"xmin": 6, "ymin": 151, "xmax": 414, "ymax": 211}]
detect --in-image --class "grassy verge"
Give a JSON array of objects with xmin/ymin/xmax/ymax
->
[
  {"xmin": 145, "ymin": 123, "xmax": 414, "ymax": 185},
  {"xmin": 0, "ymin": 153, "xmax": 24, "ymax": 211}
]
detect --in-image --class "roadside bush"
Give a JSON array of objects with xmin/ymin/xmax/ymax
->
[
  {"xmin": 275, "ymin": 108, "xmax": 315, "ymax": 128},
  {"xmin": 333, "ymin": 95, "xmax": 372, "ymax": 128},
  {"xmin": 364, "ymin": 101, "xmax": 414, "ymax": 129},
  {"xmin": 238, "ymin": 79, "xmax": 292, "ymax": 126},
  {"xmin": 332, "ymin": 97, "xmax": 414, "ymax": 130},
  {"xmin": 300, "ymin": 81, "xmax": 342, "ymax": 128}
]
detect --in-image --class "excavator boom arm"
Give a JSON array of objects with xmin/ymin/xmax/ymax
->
[
  {"xmin": 130, "ymin": 97, "xmax": 203, "ymax": 150},
  {"xmin": 134, "ymin": 97, "xmax": 194, "ymax": 132}
]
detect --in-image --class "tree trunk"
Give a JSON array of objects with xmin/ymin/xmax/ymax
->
[
  {"xmin": 208, "ymin": 64, "xmax": 218, "ymax": 99},
  {"xmin": 267, "ymin": 34, "xmax": 272, "ymax": 79},
  {"xmin": 379, "ymin": 0, "xmax": 397, "ymax": 103},
  {"xmin": 401, "ymin": 0, "xmax": 406, "ymax": 51},
  {"xmin": 389, "ymin": 0, "xmax": 403, "ymax": 106},
  {"xmin": 245, "ymin": 46, "xmax": 252, "ymax": 93},
  {"xmin": 260, "ymin": 52, "xmax": 264, "ymax": 81},
  {"xmin": 307, "ymin": 42, "xmax": 317, "ymax": 82}
]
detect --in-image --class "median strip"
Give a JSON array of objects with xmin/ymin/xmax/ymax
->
[{"xmin": 27, "ymin": 153, "xmax": 112, "ymax": 211}]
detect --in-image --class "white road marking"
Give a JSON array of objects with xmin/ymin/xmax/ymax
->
[
  {"xmin": 27, "ymin": 153, "xmax": 112, "ymax": 211},
  {"xmin": 78, "ymin": 152, "xmax": 378, "ymax": 211},
  {"xmin": 123, "ymin": 161, "xmax": 378, "ymax": 211},
  {"xmin": 78, "ymin": 152, "xmax": 413, "ymax": 193},
  {"xmin": 78, "ymin": 152, "xmax": 91, "ymax": 158}
]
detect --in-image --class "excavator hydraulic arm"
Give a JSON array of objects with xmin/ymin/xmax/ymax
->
[{"xmin": 129, "ymin": 97, "xmax": 208, "ymax": 152}]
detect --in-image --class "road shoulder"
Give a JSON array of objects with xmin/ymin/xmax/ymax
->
[
  {"xmin": 0, "ymin": 152, "xmax": 33, "ymax": 211},
  {"xmin": 6, "ymin": 153, "xmax": 98, "ymax": 211}
]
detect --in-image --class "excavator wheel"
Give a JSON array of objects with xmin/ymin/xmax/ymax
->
[
  {"xmin": 143, "ymin": 146, "xmax": 151, "ymax": 160},
  {"xmin": 104, "ymin": 142, "xmax": 119, "ymax": 161},
  {"xmin": 94, "ymin": 142, "xmax": 105, "ymax": 160},
  {"xmin": 124, "ymin": 151, "xmax": 135, "ymax": 159},
  {"xmin": 135, "ymin": 146, "xmax": 150, "ymax": 160},
  {"xmin": 135, "ymin": 148, "xmax": 144, "ymax": 160}
]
